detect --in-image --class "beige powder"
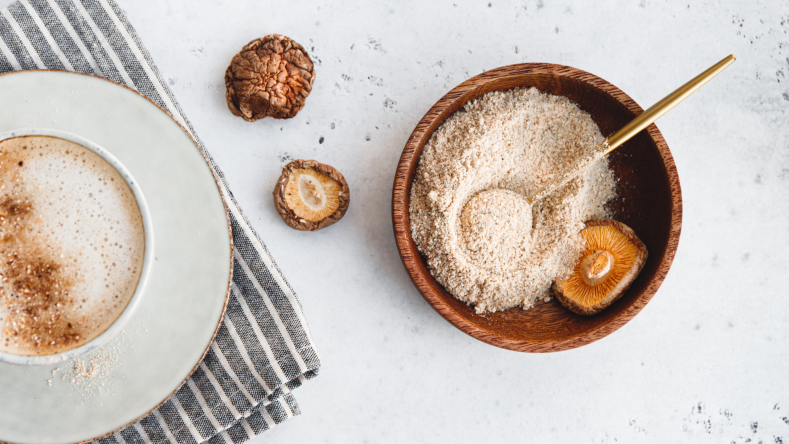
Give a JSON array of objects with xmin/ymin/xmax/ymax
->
[{"xmin": 409, "ymin": 87, "xmax": 617, "ymax": 313}]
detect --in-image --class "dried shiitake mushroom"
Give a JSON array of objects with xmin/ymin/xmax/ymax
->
[
  {"xmin": 552, "ymin": 219, "xmax": 648, "ymax": 315},
  {"xmin": 225, "ymin": 34, "xmax": 315, "ymax": 121},
  {"xmin": 273, "ymin": 160, "xmax": 349, "ymax": 231}
]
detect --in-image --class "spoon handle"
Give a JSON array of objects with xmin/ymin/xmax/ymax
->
[
  {"xmin": 527, "ymin": 55, "xmax": 736, "ymax": 206},
  {"xmin": 605, "ymin": 54, "xmax": 736, "ymax": 154}
]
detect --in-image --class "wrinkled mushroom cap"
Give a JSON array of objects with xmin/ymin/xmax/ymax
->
[
  {"xmin": 552, "ymin": 219, "xmax": 648, "ymax": 316},
  {"xmin": 225, "ymin": 34, "xmax": 315, "ymax": 121},
  {"xmin": 273, "ymin": 160, "xmax": 350, "ymax": 231}
]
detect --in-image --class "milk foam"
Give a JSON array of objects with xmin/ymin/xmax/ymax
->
[{"xmin": 0, "ymin": 136, "xmax": 145, "ymax": 356}]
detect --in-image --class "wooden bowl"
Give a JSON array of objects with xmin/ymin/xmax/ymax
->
[{"xmin": 392, "ymin": 63, "xmax": 682, "ymax": 352}]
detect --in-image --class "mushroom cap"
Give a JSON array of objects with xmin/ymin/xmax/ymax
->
[
  {"xmin": 273, "ymin": 160, "xmax": 350, "ymax": 231},
  {"xmin": 225, "ymin": 34, "xmax": 315, "ymax": 121},
  {"xmin": 552, "ymin": 219, "xmax": 648, "ymax": 316}
]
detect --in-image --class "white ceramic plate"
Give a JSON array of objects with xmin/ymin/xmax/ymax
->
[{"xmin": 0, "ymin": 71, "xmax": 232, "ymax": 444}]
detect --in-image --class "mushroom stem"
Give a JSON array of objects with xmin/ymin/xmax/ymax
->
[{"xmin": 580, "ymin": 250, "xmax": 614, "ymax": 287}]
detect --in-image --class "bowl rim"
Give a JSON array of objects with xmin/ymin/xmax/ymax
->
[
  {"xmin": 0, "ymin": 127, "xmax": 155, "ymax": 365},
  {"xmin": 391, "ymin": 62, "xmax": 683, "ymax": 353}
]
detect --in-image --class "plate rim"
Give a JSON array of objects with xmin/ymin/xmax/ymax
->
[
  {"xmin": 391, "ymin": 62, "xmax": 683, "ymax": 353},
  {"xmin": 0, "ymin": 69, "xmax": 234, "ymax": 444}
]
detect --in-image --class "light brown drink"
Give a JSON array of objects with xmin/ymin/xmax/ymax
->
[{"xmin": 0, "ymin": 136, "xmax": 145, "ymax": 356}]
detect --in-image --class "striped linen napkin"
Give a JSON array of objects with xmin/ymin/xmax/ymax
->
[{"xmin": 0, "ymin": 0, "xmax": 321, "ymax": 443}]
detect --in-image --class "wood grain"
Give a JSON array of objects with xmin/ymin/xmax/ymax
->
[{"xmin": 391, "ymin": 63, "xmax": 683, "ymax": 353}]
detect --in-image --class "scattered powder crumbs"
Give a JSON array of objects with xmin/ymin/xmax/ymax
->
[
  {"xmin": 48, "ymin": 330, "xmax": 134, "ymax": 401},
  {"xmin": 47, "ymin": 367, "xmax": 59, "ymax": 386},
  {"xmin": 409, "ymin": 87, "xmax": 617, "ymax": 313}
]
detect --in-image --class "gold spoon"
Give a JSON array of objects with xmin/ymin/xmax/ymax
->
[{"xmin": 528, "ymin": 54, "xmax": 736, "ymax": 205}]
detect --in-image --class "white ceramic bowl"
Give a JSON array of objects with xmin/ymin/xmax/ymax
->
[{"xmin": 0, "ymin": 128, "xmax": 154, "ymax": 366}]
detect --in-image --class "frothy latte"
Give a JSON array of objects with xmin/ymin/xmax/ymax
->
[{"xmin": 0, "ymin": 135, "xmax": 145, "ymax": 356}]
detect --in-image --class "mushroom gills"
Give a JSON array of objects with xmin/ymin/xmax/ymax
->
[
  {"xmin": 552, "ymin": 220, "xmax": 648, "ymax": 315},
  {"xmin": 284, "ymin": 168, "xmax": 340, "ymax": 222}
]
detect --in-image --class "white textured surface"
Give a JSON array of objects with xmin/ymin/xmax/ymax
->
[{"xmin": 12, "ymin": 0, "xmax": 789, "ymax": 442}]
